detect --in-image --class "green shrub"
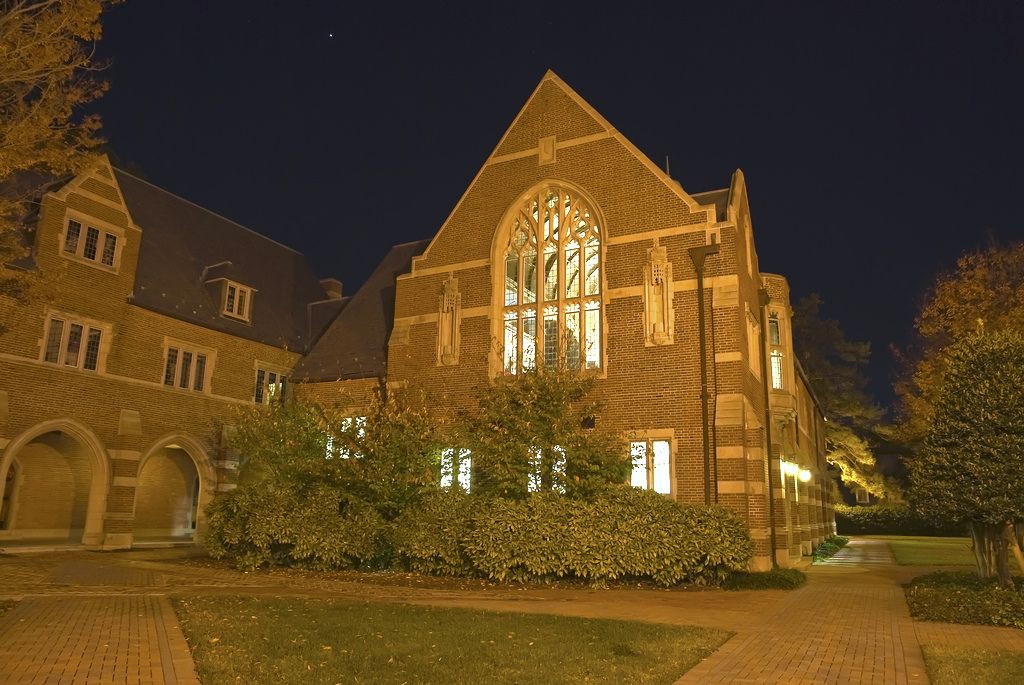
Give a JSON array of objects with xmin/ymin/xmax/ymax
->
[
  {"xmin": 462, "ymin": 488, "xmax": 753, "ymax": 586},
  {"xmin": 203, "ymin": 482, "xmax": 389, "ymax": 571},
  {"xmin": 812, "ymin": 534, "xmax": 850, "ymax": 561},
  {"xmin": 722, "ymin": 568, "xmax": 807, "ymax": 590},
  {"xmin": 906, "ymin": 571, "xmax": 1024, "ymax": 629},
  {"xmin": 391, "ymin": 489, "xmax": 476, "ymax": 576},
  {"xmin": 835, "ymin": 503, "xmax": 963, "ymax": 536}
]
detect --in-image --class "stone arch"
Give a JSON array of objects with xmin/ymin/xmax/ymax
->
[
  {"xmin": 0, "ymin": 418, "xmax": 110, "ymax": 545},
  {"xmin": 134, "ymin": 433, "xmax": 217, "ymax": 542},
  {"xmin": 488, "ymin": 179, "xmax": 609, "ymax": 376}
]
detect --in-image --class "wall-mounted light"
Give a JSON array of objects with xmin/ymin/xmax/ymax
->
[{"xmin": 798, "ymin": 469, "xmax": 811, "ymax": 483}]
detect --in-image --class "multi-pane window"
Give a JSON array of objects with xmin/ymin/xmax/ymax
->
[
  {"xmin": 163, "ymin": 344, "xmax": 210, "ymax": 392},
  {"xmin": 439, "ymin": 448, "xmax": 472, "ymax": 491},
  {"xmin": 223, "ymin": 282, "xmax": 252, "ymax": 321},
  {"xmin": 62, "ymin": 218, "xmax": 120, "ymax": 268},
  {"xmin": 770, "ymin": 350, "xmax": 785, "ymax": 390},
  {"xmin": 527, "ymin": 447, "xmax": 566, "ymax": 493},
  {"xmin": 326, "ymin": 417, "xmax": 366, "ymax": 459},
  {"xmin": 768, "ymin": 313, "xmax": 781, "ymax": 346},
  {"xmin": 630, "ymin": 439, "xmax": 671, "ymax": 495},
  {"xmin": 41, "ymin": 315, "xmax": 105, "ymax": 371},
  {"xmin": 502, "ymin": 187, "xmax": 602, "ymax": 374},
  {"xmin": 254, "ymin": 368, "xmax": 287, "ymax": 404}
]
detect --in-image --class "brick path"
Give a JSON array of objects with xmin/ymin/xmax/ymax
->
[
  {"xmin": 0, "ymin": 540, "xmax": 1021, "ymax": 683},
  {"xmin": 673, "ymin": 538, "xmax": 1023, "ymax": 684},
  {"xmin": 0, "ymin": 555, "xmax": 200, "ymax": 685}
]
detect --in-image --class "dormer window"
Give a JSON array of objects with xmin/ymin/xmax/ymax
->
[
  {"xmin": 61, "ymin": 215, "xmax": 122, "ymax": 271},
  {"xmin": 223, "ymin": 281, "xmax": 252, "ymax": 321}
]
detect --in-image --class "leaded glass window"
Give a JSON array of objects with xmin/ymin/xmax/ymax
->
[{"xmin": 502, "ymin": 187, "xmax": 602, "ymax": 374}]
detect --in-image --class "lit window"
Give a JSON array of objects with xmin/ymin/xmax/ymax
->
[
  {"xmin": 223, "ymin": 281, "xmax": 253, "ymax": 321},
  {"xmin": 254, "ymin": 367, "xmax": 288, "ymax": 404},
  {"xmin": 61, "ymin": 217, "xmax": 121, "ymax": 269},
  {"xmin": 439, "ymin": 448, "xmax": 472, "ymax": 491},
  {"xmin": 502, "ymin": 187, "xmax": 602, "ymax": 373},
  {"xmin": 163, "ymin": 343, "xmax": 211, "ymax": 392},
  {"xmin": 41, "ymin": 314, "xmax": 107, "ymax": 372},
  {"xmin": 527, "ymin": 447, "xmax": 565, "ymax": 493},
  {"xmin": 770, "ymin": 350, "xmax": 784, "ymax": 390},
  {"xmin": 769, "ymin": 313, "xmax": 781, "ymax": 346},
  {"xmin": 327, "ymin": 417, "xmax": 366, "ymax": 459},
  {"xmin": 630, "ymin": 439, "xmax": 671, "ymax": 495},
  {"xmin": 855, "ymin": 487, "xmax": 870, "ymax": 505}
]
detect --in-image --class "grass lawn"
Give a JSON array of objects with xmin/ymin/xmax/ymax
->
[
  {"xmin": 866, "ymin": 535, "xmax": 1021, "ymax": 570},
  {"xmin": 173, "ymin": 596, "xmax": 730, "ymax": 685},
  {"xmin": 923, "ymin": 646, "xmax": 1024, "ymax": 685}
]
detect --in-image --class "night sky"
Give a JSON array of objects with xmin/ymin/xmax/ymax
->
[{"xmin": 93, "ymin": 1, "xmax": 1022, "ymax": 406}]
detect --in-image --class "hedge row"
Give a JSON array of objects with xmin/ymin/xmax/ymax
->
[
  {"xmin": 906, "ymin": 571, "xmax": 1024, "ymax": 629},
  {"xmin": 834, "ymin": 504, "xmax": 964, "ymax": 536},
  {"xmin": 204, "ymin": 485, "xmax": 754, "ymax": 587}
]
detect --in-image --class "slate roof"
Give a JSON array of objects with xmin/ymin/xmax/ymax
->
[
  {"xmin": 691, "ymin": 188, "xmax": 730, "ymax": 222},
  {"xmin": 292, "ymin": 239, "xmax": 430, "ymax": 382},
  {"xmin": 113, "ymin": 169, "xmax": 329, "ymax": 351}
]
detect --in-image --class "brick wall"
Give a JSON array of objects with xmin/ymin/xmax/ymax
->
[{"xmin": 0, "ymin": 160, "xmax": 305, "ymax": 548}]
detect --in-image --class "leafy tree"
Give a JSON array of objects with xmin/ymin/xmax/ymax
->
[
  {"xmin": 461, "ymin": 370, "xmax": 628, "ymax": 500},
  {"xmin": 1, "ymin": 0, "xmax": 119, "ymax": 317},
  {"xmin": 229, "ymin": 385, "xmax": 445, "ymax": 521},
  {"xmin": 911, "ymin": 332, "xmax": 1024, "ymax": 586},
  {"xmin": 895, "ymin": 242, "xmax": 1024, "ymax": 442},
  {"xmin": 791, "ymin": 294, "xmax": 895, "ymax": 499}
]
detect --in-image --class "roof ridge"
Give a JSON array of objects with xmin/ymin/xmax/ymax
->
[
  {"xmin": 112, "ymin": 167, "xmax": 304, "ymax": 256},
  {"xmin": 391, "ymin": 238, "xmax": 432, "ymax": 248}
]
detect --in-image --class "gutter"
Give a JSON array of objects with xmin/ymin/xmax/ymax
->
[{"xmin": 689, "ymin": 243, "xmax": 719, "ymax": 505}]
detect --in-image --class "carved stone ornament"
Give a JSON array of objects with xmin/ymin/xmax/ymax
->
[
  {"xmin": 643, "ymin": 237, "xmax": 673, "ymax": 345},
  {"xmin": 437, "ymin": 274, "xmax": 461, "ymax": 366}
]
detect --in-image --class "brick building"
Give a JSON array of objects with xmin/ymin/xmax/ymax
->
[
  {"xmin": 1, "ymin": 71, "xmax": 832, "ymax": 567},
  {"xmin": 0, "ymin": 158, "xmax": 340, "ymax": 549}
]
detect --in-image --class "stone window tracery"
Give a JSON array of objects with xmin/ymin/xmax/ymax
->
[{"xmin": 502, "ymin": 187, "xmax": 602, "ymax": 374}]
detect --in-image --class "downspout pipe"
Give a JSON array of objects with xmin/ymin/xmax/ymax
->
[
  {"xmin": 689, "ymin": 244, "xmax": 719, "ymax": 505},
  {"xmin": 758, "ymin": 287, "xmax": 779, "ymax": 568}
]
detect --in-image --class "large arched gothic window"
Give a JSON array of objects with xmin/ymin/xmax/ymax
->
[{"xmin": 502, "ymin": 186, "xmax": 602, "ymax": 374}]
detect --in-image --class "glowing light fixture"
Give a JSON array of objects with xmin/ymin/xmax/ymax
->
[{"xmin": 798, "ymin": 468, "xmax": 812, "ymax": 483}]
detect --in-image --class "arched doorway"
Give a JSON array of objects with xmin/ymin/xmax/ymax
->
[
  {"xmin": 0, "ymin": 421, "xmax": 109, "ymax": 545},
  {"xmin": 134, "ymin": 436, "xmax": 215, "ymax": 543}
]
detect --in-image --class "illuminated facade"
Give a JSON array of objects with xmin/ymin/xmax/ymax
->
[
  {"xmin": 294, "ymin": 72, "xmax": 833, "ymax": 568},
  {"xmin": 0, "ymin": 72, "xmax": 831, "ymax": 567}
]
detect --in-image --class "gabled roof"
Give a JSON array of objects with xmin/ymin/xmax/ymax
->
[
  {"xmin": 113, "ymin": 168, "xmax": 327, "ymax": 351},
  {"xmin": 292, "ymin": 239, "xmax": 429, "ymax": 382}
]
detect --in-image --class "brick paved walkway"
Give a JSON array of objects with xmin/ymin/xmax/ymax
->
[
  {"xmin": 673, "ymin": 538, "xmax": 1024, "ymax": 685},
  {"xmin": 675, "ymin": 540, "xmax": 928, "ymax": 684},
  {"xmin": 0, "ymin": 540, "xmax": 1021, "ymax": 683},
  {"xmin": 0, "ymin": 554, "xmax": 200, "ymax": 685}
]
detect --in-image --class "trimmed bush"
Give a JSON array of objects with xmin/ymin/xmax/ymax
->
[
  {"xmin": 203, "ymin": 482, "xmax": 389, "ymax": 571},
  {"xmin": 461, "ymin": 488, "xmax": 752, "ymax": 586},
  {"xmin": 812, "ymin": 534, "xmax": 850, "ymax": 561},
  {"xmin": 722, "ymin": 568, "xmax": 807, "ymax": 591},
  {"xmin": 391, "ymin": 489, "xmax": 476, "ymax": 576},
  {"xmin": 835, "ymin": 504, "xmax": 964, "ymax": 536},
  {"xmin": 906, "ymin": 571, "xmax": 1024, "ymax": 629}
]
